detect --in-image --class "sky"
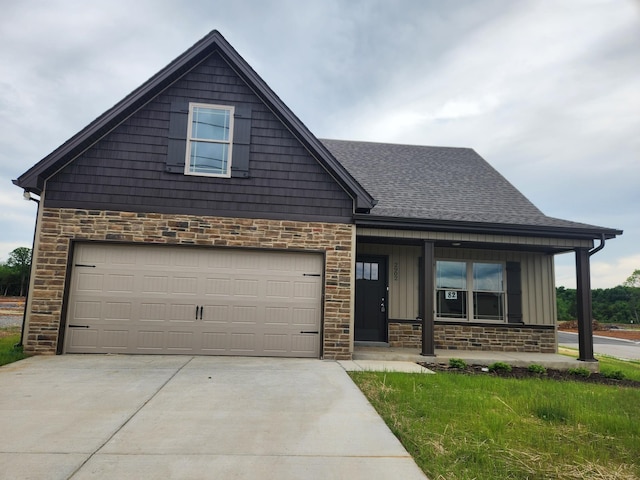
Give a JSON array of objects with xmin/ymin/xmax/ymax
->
[{"xmin": 0, "ymin": 0, "xmax": 638, "ymax": 288}]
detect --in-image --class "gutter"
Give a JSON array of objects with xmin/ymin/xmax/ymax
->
[{"xmin": 354, "ymin": 214, "xmax": 622, "ymax": 241}]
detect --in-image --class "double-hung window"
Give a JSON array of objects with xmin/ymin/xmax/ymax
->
[
  {"xmin": 185, "ymin": 103, "xmax": 234, "ymax": 177},
  {"xmin": 436, "ymin": 260, "xmax": 505, "ymax": 322}
]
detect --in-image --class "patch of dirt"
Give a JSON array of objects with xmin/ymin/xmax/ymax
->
[
  {"xmin": 0, "ymin": 297, "xmax": 25, "ymax": 316},
  {"xmin": 421, "ymin": 363, "xmax": 640, "ymax": 389},
  {"xmin": 558, "ymin": 320, "xmax": 640, "ymax": 341},
  {"xmin": 562, "ymin": 328, "xmax": 640, "ymax": 341}
]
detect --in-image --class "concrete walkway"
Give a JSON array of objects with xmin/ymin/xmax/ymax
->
[
  {"xmin": 0, "ymin": 355, "xmax": 427, "ymax": 480},
  {"xmin": 354, "ymin": 346, "xmax": 600, "ymax": 371}
]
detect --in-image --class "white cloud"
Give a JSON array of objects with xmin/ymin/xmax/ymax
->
[{"xmin": 555, "ymin": 252, "xmax": 640, "ymax": 289}]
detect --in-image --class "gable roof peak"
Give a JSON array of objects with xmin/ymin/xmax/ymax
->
[{"xmin": 14, "ymin": 30, "xmax": 375, "ymax": 211}]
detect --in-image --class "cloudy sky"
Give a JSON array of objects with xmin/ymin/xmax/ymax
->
[{"xmin": 1, "ymin": 0, "xmax": 638, "ymax": 288}]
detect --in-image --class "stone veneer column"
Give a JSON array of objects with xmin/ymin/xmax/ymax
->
[{"xmin": 25, "ymin": 208, "xmax": 355, "ymax": 359}]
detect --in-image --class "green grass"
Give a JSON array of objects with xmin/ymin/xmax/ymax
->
[
  {"xmin": 351, "ymin": 370, "xmax": 640, "ymax": 480},
  {"xmin": 559, "ymin": 347, "xmax": 640, "ymax": 382},
  {"xmin": 0, "ymin": 328, "xmax": 28, "ymax": 366}
]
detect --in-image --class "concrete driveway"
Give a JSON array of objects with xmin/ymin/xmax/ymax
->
[{"xmin": 0, "ymin": 355, "xmax": 427, "ymax": 479}]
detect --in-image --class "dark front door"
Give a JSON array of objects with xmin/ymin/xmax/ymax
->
[{"xmin": 355, "ymin": 256, "xmax": 387, "ymax": 342}]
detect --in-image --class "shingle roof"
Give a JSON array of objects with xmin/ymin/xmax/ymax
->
[{"xmin": 321, "ymin": 139, "xmax": 619, "ymax": 234}]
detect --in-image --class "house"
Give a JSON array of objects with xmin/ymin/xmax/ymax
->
[{"xmin": 14, "ymin": 30, "xmax": 621, "ymax": 361}]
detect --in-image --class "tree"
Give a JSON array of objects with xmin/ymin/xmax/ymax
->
[
  {"xmin": 622, "ymin": 269, "xmax": 640, "ymax": 323},
  {"xmin": 623, "ymin": 269, "xmax": 640, "ymax": 288},
  {"xmin": 0, "ymin": 263, "xmax": 15, "ymax": 296},
  {"xmin": 6, "ymin": 247, "xmax": 32, "ymax": 297},
  {"xmin": 556, "ymin": 286, "xmax": 577, "ymax": 321}
]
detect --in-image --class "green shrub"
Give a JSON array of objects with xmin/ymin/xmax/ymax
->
[
  {"xmin": 448, "ymin": 358, "xmax": 467, "ymax": 369},
  {"xmin": 602, "ymin": 369, "xmax": 626, "ymax": 380},
  {"xmin": 568, "ymin": 367, "xmax": 591, "ymax": 378},
  {"xmin": 488, "ymin": 361, "xmax": 512, "ymax": 373},
  {"xmin": 528, "ymin": 364, "xmax": 547, "ymax": 375}
]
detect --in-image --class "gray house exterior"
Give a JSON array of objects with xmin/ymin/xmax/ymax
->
[{"xmin": 14, "ymin": 31, "xmax": 621, "ymax": 361}]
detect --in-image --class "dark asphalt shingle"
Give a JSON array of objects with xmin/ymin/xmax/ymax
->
[{"xmin": 320, "ymin": 138, "xmax": 606, "ymax": 230}]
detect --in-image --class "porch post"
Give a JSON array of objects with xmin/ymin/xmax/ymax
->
[
  {"xmin": 575, "ymin": 247, "xmax": 595, "ymax": 362},
  {"xmin": 421, "ymin": 240, "xmax": 435, "ymax": 356}
]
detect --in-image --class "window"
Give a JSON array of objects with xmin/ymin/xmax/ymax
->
[
  {"xmin": 436, "ymin": 260, "xmax": 504, "ymax": 321},
  {"xmin": 356, "ymin": 261, "xmax": 379, "ymax": 281},
  {"xmin": 185, "ymin": 103, "xmax": 234, "ymax": 177}
]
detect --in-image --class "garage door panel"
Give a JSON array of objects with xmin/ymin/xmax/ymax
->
[
  {"xmin": 169, "ymin": 304, "xmax": 199, "ymax": 322},
  {"xmin": 109, "ymin": 248, "xmax": 137, "ymax": 265},
  {"xmin": 291, "ymin": 334, "xmax": 318, "ymax": 354},
  {"xmin": 171, "ymin": 276, "xmax": 198, "ymax": 295},
  {"xmin": 263, "ymin": 334, "xmax": 288, "ymax": 353},
  {"xmin": 264, "ymin": 306, "xmax": 289, "ymax": 325},
  {"xmin": 66, "ymin": 328, "xmax": 99, "ymax": 349},
  {"xmin": 105, "ymin": 274, "xmax": 135, "ymax": 293},
  {"xmin": 231, "ymin": 305, "xmax": 258, "ymax": 323},
  {"xmin": 204, "ymin": 277, "xmax": 232, "ymax": 295},
  {"xmin": 233, "ymin": 279, "xmax": 259, "ymax": 296},
  {"xmin": 76, "ymin": 245, "xmax": 106, "ymax": 265},
  {"xmin": 75, "ymin": 273, "xmax": 104, "ymax": 293},
  {"xmin": 230, "ymin": 332, "xmax": 257, "ymax": 352},
  {"xmin": 142, "ymin": 275, "xmax": 169, "ymax": 294},
  {"xmin": 101, "ymin": 329, "xmax": 129, "ymax": 349},
  {"xmin": 140, "ymin": 303, "xmax": 167, "ymax": 321},
  {"xmin": 73, "ymin": 300, "xmax": 102, "ymax": 320},
  {"xmin": 202, "ymin": 304, "xmax": 229, "ymax": 323},
  {"xmin": 292, "ymin": 308, "xmax": 318, "ymax": 327},
  {"xmin": 200, "ymin": 332, "xmax": 228, "ymax": 351},
  {"xmin": 65, "ymin": 244, "xmax": 323, "ymax": 357},
  {"xmin": 166, "ymin": 331, "xmax": 195, "ymax": 350},
  {"xmin": 266, "ymin": 280, "xmax": 290, "ymax": 298},
  {"xmin": 293, "ymin": 281, "xmax": 320, "ymax": 299},
  {"xmin": 137, "ymin": 330, "xmax": 165, "ymax": 350}
]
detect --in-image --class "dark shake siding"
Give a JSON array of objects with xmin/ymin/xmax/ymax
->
[{"xmin": 44, "ymin": 52, "xmax": 354, "ymax": 223}]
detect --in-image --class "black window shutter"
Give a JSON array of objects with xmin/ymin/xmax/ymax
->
[
  {"xmin": 506, "ymin": 261, "xmax": 523, "ymax": 323},
  {"xmin": 231, "ymin": 105, "xmax": 251, "ymax": 178},
  {"xmin": 166, "ymin": 101, "xmax": 189, "ymax": 173}
]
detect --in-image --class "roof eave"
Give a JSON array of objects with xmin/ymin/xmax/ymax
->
[{"xmin": 354, "ymin": 214, "xmax": 623, "ymax": 241}]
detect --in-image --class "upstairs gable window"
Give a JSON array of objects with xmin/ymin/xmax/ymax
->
[{"xmin": 185, "ymin": 103, "xmax": 235, "ymax": 177}]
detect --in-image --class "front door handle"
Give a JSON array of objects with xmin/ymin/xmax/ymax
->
[{"xmin": 380, "ymin": 297, "xmax": 386, "ymax": 313}]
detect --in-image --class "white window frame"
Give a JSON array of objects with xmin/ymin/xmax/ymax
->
[
  {"xmin": 184, "ymin": 102, "xmax": 234, "ymax": 178},
  {"xmin": 435, "ymin": 259, "xmax": 506, "ymax": 323}
]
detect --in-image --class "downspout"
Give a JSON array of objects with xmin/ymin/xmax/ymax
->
[
  {"xmin": 589, "ymin": 233, "xmax": 606, "ymax": 257},
  {"xmin": 17, "ymin": 191, "xmax": 40, "ymax": 348},
  {"xmin": 575, "ymin": 233, "xmax": 607, "ymax": 362}
]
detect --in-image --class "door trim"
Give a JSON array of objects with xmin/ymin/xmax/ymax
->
[{"xmin": 354, "ymin": 254, "xmax": 388, "ymax": 342}]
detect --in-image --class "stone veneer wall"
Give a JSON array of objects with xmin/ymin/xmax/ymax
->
[
  {"xmin": 26, "ymin": 208, "xmax": 355, "ymax": 359},
  {"xmin": 388, "ymin": 322, "xmax": 556, "ymax": 353}
]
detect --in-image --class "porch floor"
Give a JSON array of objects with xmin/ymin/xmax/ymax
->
[{"xmin": 353, "ymin": 345, "xmax": 598, "ymax": 372}]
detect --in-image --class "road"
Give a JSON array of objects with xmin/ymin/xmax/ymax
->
[{"xmin": 558, "ymin": 331, "xmax": 640, "ymax": 360}]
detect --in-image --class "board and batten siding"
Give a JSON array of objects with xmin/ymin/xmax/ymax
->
[
  {"xmin": 43, "ymin": 51, "xmax": 354, "ymax": 223},
  {"xmin": 357, "ymin": 244, "xmax": 556, "ymax": 326}
]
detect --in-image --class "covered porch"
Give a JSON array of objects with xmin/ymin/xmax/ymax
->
[{"xmin": 353, "ymin": 225, "xmax": 615, "ymax": 365}]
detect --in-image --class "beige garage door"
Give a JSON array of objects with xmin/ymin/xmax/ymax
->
[{"xmin": 64, "ymin": 243, "xmax": 323, "ymax": 357}]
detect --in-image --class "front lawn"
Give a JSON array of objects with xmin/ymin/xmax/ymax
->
[
  {"xmin": 0, "ymin": 327, "xmax": 28, "ymax": 367},
  {"xmin": 351, "ymin": 363, "xmax": 640, "ymax": 479}
]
